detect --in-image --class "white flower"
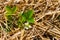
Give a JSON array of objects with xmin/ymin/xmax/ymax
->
[
  {"xmin": 29, "ymin": 25, "xmax": 32, "ymax": 28},
  {"xmin": 24, "ymin": 22, "xmax": 32, "ymax": 29},
  {"xmin": 24, "ymin": 26, "xmax": 29, "ymax": 29},
  {"xmin": 25, "ymin": 22, "xmax": 29, "ymax": 25},
  {"xmin": 24, "ymin": 25, "xmax": 32, "ymax": 30}
]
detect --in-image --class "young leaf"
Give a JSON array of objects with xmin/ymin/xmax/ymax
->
[
  {"xmin": 5, "ymin": 6, "xmax": 12, "ymax": 12},
  {"xmin": 21, "ymin": 15, "xmax": 26, "ymax": 23},
  {"xmin": 27, "ymin": 17, "xmax": 34, "ymax": 23},
  {"xmin": 22, "ymin": 12, "xmax": 27, "ymax": 18},
  {"xmin": 18, "ymin": 12, "xmax": 26, "ymax": 23},
  {"xmin": 19, "ymin": 10, "xmax": 34, "ymax": 24},
  {"xmin": 5, "ymin": 6, "xmax": 12, "ymax": 15},
  {"xmin": 6, "ymin": 11, "xmax": 13, "ymax": 16},
  {"xmin": 27, "ymin": 10, "xmax": 34, "ymax": 18},
  {"xmin": 18, "ymin": 12, "xmax": 22, "ymax": 17},
  {"xmin": 5, "ymin": 6, "xmax": 17, "ymax": 16},
  {"xmin": 12, "ymin": 6, "xmax": 17, "ymax": 13}
]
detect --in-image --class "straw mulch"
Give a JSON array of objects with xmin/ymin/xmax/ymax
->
[{"xmin": 0, "ymin": 0, "xmax": 60, "ymax": 40}]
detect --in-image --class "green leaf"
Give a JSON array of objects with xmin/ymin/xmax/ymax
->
[
  {"xmin": 18, "ymin": 16, "xmax": 26, "ymax": 23},
  {"xmin": 5, "ymin": 6, "xmax": 12, "ymax": 12},
  {"xmin": 21, "ymin": 10, "xmax": 34, "ymax": 19},
  {"xmin": 12, "ymin": 6, "xmax": 17, "ymax": 13},
  {"xmin": 27, "ymin": 10, "xmax": 34, "ymax": 18},
  {"xmin": 17, "ymin": 19, "xmax": 24, "ymax": 28},
  {"xmin": 18, "ymin": 12, "xmax": 23, "ymax": 18},
  {"xmin": 5, "ymin": 6, "xmax": 11, "ymax": 15},
  {"xmin": 5, "ymin": 6, "xmax": 17, "ymax": 16},
  {"xmin": 22, "ymin": 12, "xmax": 27, "ymax": 18},
  {"xmin": 21, "ymin": 15, "xmax": 26, "ymax": 23},
  {"xmin": 18, "ymin": 12, "xmax": 27, "ymax": 23},
  {"xmin": 18, "ymin": 10, "xmax": 34, "ymax": 24},
  {"xmin": 27, "ymin": 17, "xmax": 34, "ymax": 23},
  {"xmin": 6, "ymin": 12, "xmax": 13, "ymax": 16}
]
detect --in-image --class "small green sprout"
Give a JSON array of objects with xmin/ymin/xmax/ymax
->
[
  {"xmin": 5, "ymin": 5, "xmax": 17, "ymax": 15},
  {"xmin": 5, "ymin": 6, "xmax": 17, "ymax": 32},
  {"xmin": 5, "ymin": 5, "xmax": 17, "ymax": 21},
  {"xmin": 5, "ymin": 5, "xmax": 34, "ymax": 31},
  {"xmin": 18, "ymin": 10, "xmax": 34, "ymax": 29}
]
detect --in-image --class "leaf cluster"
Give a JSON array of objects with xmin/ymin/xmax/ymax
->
[{"xmin": 5, "ymin": 5, "xmax": 34, "ymax": 32}]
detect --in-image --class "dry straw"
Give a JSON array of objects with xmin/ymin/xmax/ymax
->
[{"xmin": 0, "ymin": 0, "xmax": 60, "ymax": 40}]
